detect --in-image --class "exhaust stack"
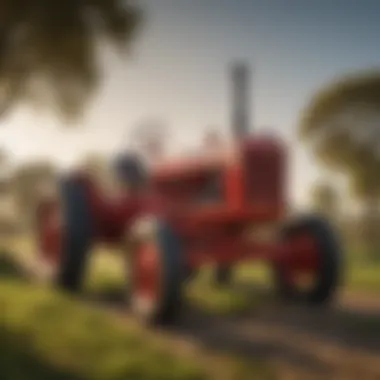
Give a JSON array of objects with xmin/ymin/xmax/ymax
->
[{"xmin": 231, "ymin": 62, "xmax": 251, "ymax": 139}]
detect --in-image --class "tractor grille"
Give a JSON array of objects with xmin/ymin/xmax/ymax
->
[{"xmin": 243, "ymin": 147, "xmax": 284, "ymax": 206}]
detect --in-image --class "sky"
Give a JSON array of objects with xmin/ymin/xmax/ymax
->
[{"xmin": 1, "ymin": 0, "xmax": 380, "ymax": 205}]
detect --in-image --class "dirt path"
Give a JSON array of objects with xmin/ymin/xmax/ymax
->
[
  {"xmin": 166, "ymin": 289, "xmax": 380, "ymax": 380},
  {"xmin": 94, "ymin": 285, "xmax": 380, "ymax": 380}
]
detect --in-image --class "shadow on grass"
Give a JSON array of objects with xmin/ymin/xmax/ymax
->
[
  {"xmin": 160, "ymin": 282, "xmax": 380, "ymax": 378},
  {"xmin": 88, "ymin": 274, "xmax": 380, "ymax": 356},
  {"xmin": 0, "ymin": 327, "xmax": 86, "ymax": 380},
  {"xmin": 0, "ymin": 279, "xmax": 208, "ymax": 380},
  {"xmin": 4, "ymin": 250, "xmax": 380, "ymax": 379},
  {"xmin": 253, "ymin": 298, "xmax": 380, "ymax": 352},
  {"xmin": 87, "ymin": 281, "xmax": 329, "ymax": 375},
  {"xmin": 0, "ymin": 250, "xmax": 28, "ymax": 279}
]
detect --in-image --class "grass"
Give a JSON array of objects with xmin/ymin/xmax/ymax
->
[
  {"xmin": 345, "ymin": 258, "xmax": 380, "ymax": 294},
  {"xmin": 2, "ymin": 234, "xmax": 380, "ymax": 380},
  {"xmin": 0, "ymin": 279, "xmax": 208, "ymax": 380},
  {"xmin": 5, "ymin": 234, "xmax": 380, "ymax": 310},
  {"xmin": 0, "ymin": 239, "xmax": 276, "ymax": 380}
]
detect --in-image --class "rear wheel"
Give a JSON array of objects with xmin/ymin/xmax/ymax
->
[
  {"xmin": 274, "ymin": 215, "xmax": 342, "ymax": 304},
  {"xmin": 35, "ymin": 176, "xmax": 93, "ymax": 293},
  {"xmin": 129, "ymin": 217, "xmax": 184, "ymax": 325}
]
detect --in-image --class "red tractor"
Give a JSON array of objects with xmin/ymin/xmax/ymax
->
[
  {"xmin": 35, "ymin": 133, "xmax": 342, "ymax": 325},
  {"xmin": 35, "ymin": 62, "xmax": 342, "ymax": 325}
]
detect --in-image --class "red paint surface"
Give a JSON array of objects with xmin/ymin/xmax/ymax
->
[{"xmin": 132, "ymin": 241, "xmax": 161, "ymax": 302}]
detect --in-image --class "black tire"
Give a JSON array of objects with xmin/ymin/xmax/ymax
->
[
  {"xmin": 213, "ymin": 264, "xmax": 233, "ymax": 286},
  {"xmin": 55, "ymin": 177, "xmax": 93, "ymax": 293},
  {"xmin": 274, "ymin": 214, "xmax": 342, "ymax": 304},
  {"xmin": 129, "ymin": 218, "xmax": 184, "ymax": 325}
]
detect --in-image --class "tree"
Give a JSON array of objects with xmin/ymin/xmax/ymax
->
[
  {"xmin": 0, "ymin": 0, "xmax": 141, "ymax": 120},
  {"xmin": 0, "ymin": 147, "xmax": 12, "ymax": 212},
  {"xmin": 299, "ymin": 70, "xmax": 380, "ymax": 258},
  {"xmin": 309, "ymin": 181, "xmax": 340, "ymax": 220},
  {"xmin": 10, "ymin": 160, "xmax": 57, "ymax": 229},
  {"xmin": 0, "ymin": 148, "xmax": 17, "ymax": 239}
]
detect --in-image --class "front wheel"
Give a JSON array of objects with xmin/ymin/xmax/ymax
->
[
  {"xmin": 128, "ymin": 217, "xmax": 184, "ymax": 325},
  {"xmin": 274, "ymin": 215, "xmax": 342, "ymax": 304}
]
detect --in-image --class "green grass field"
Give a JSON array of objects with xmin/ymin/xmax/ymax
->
[
  {"xmin": 0, "ymin": 237, "xmax": 275, "ymax": 380},
  {"xmin": 0, "ymin": 280, "xmax": 205, "ymax": 380},
  {"xmin": 2, "ymin": 234, "xmax": 380, "ymax": 380}
]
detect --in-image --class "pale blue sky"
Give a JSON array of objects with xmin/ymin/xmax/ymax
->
[{"xmin": 1, "ymin": 0, "xmax": 380, "ymax": 205}]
